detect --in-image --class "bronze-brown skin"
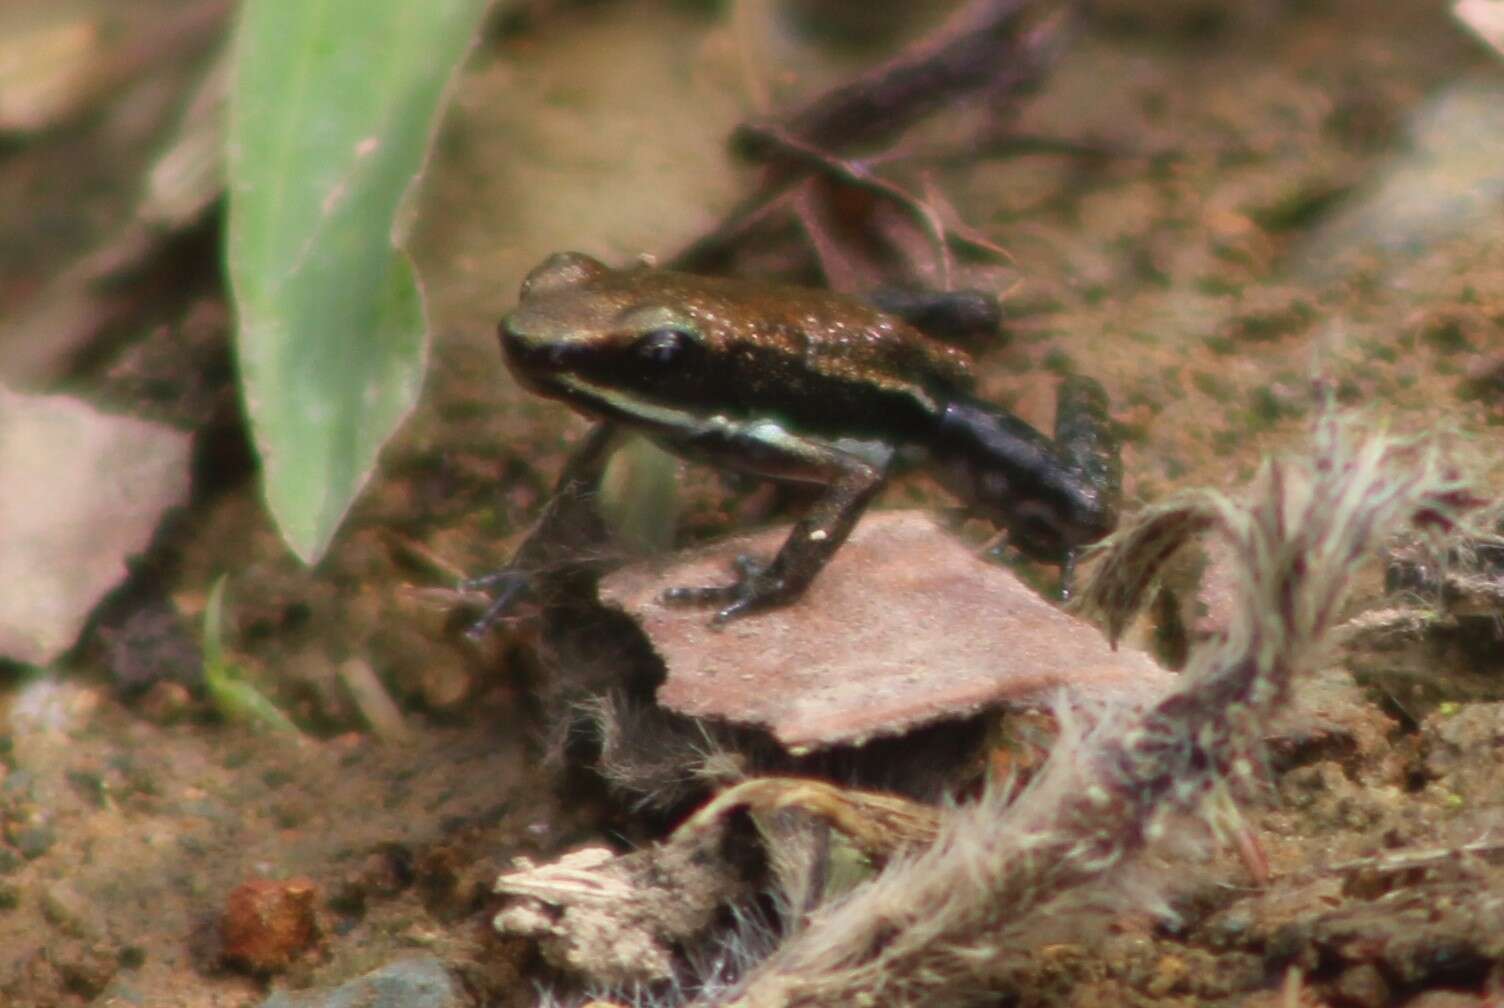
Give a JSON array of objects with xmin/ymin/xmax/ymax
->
[{"xmin": 497, "ymin": 252, "xmax": 1117, "ymax": 623}]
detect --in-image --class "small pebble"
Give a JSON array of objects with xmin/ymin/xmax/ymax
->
[{"xmin": 222, "ymin": 877, "xmax": 319, "ymax": 974}]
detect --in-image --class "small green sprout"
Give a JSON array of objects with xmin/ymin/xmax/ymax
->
[{"xmin": 201, "ymin": 576, "xmax": 300, "ymax": 735}]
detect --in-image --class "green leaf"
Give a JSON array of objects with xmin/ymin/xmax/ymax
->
[
  {"xmin": 202, "ymin": 574, "xmax": 227, "ymax": 674},
  {"xmin": 226, "ymin": 0, "xmax": 487, "ymax": 562},
  {"xmin": 600, "ymin": 434, "xmax": 682, "ymax": 555}
]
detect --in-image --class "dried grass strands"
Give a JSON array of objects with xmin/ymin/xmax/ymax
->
[{"xmin": 711, "ymin": 417, "xmax": 1473, "ymax": 1008}]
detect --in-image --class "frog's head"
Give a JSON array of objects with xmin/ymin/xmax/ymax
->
[{"xmin": 499, "ymin": 253, "xmax": 715, "ymax": 426}]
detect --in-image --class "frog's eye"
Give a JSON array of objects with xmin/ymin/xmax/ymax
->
[{"xmin": 634, "ymin": 327, "xmax": 696, "ymax": 366}]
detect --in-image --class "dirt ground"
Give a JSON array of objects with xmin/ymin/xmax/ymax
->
[{"xmin": 3, "ymin": 1, "xmax": 1504, "ymax": 1005}]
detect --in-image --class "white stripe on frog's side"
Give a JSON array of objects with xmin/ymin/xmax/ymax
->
[
  {"xmin": 551, "ymin": 374, "xmax": 716, "ymax": 436},
  {"xmin": 828, "ymin": 435, "xmax": 899, "ymax": 470},
  {"xmin": 553, "ymin": 375, "xmax": 897, "ymax": 486}
]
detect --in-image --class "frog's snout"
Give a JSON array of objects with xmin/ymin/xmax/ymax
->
[
  {"xmin": 499, "ymin": 313, "xmax": 571, "ymax": 386},
  {"xmin": 497, "ymin": 312, "xmax": 531, "ymax": 366}
]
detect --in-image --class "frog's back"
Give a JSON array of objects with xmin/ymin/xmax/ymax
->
[
  {"xmin": 625, "ymin": 270, "xmax": 973, "ymax": 387},
  {"xmin": 603, "ymin": 269, "xmax": 975, "ymax": 439}
]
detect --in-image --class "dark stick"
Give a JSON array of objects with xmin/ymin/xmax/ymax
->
[
  {"xmin": 672, "ymin": 1, "xmax": 1078, "ymax": 274},
  {"xmin": 735, "ymin": 0, "xmax": 1067, "ymax": 160}
]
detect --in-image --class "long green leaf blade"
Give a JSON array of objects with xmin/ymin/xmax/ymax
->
[{"xmin": 227, "ymin": 0, "xmax": 486, "ymax": 561}]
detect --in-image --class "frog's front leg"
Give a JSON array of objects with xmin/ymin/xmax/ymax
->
[
  {"xmin": 464, "ymin": 421, "xmax": 623, "ymax": 636},
  {"xmin": 662, "ymin": 424, "xmax": 892, "ymax": 624}
]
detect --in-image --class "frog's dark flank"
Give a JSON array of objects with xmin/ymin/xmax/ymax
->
[{"xmin": 468, "ymin": 252, "xmax": 1120, "ymax": 630}]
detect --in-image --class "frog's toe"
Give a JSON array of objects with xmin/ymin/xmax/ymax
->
[
  {"xmin": 1056, "ymin": 550, "xmax": 1079, "ymax": 602},
  {"xmin": 461, "ymin": 569, "xmax": 528, "ymax": 593},
  {"xmin": 659, "ymin": 554, "xmax": 788, "ymax": 624},
  {"xmin": 460, "ymin": 568, "xmax": 534, "ymax": 638},
  {"xmin": 709, "ymin": 593, "xmax": 768, "ymax": 626},
  {"xmin": 660, "ymin": 582, "xmax": 741, "ymax": 606},
  {"xmin": 730, "ymin": 553, "xmax": 766, "ymax": 578}
]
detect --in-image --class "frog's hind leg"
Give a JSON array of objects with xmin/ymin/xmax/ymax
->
[
  {"xmin": 1051, "ymin": 374, "xmax": 1122, "ymax": 599},
  {"xmin": 931, "ymin": 375, "xmax": 1120, "ymax": 594},
  {"xmin": 1052, "ymin": 375, "xmax": 1121, "ymax": 532}
]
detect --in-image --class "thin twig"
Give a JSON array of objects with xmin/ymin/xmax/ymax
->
[{"xmin": 734, "ymin": 0, "xmax": 1057, "ymax": 160}]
